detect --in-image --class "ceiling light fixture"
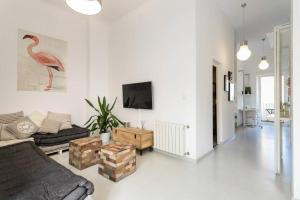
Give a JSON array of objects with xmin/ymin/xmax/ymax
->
[
  {"xmin": 237, "ymin": 3, "xmax": 252, "ymax": 61},
  {"xmin": 258, "ymin": 38, "xmax": 270, "ymax": 70},
  {"xmin": 66, "ymin": 0, "xmax": 102, "ymax": 15}
]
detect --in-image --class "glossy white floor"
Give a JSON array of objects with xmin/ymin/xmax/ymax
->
[{"xmin": 51, "ymin": 124, "xmax": 291, "ymax": 200}]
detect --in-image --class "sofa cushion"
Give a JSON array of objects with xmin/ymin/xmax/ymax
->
[
  {"xmin": 0, "ymin": 124, "xmax": 17, "ymax": 141},
  {"xmin": 6, "ymin": 117, "xmax": 39, "ymax": 139},
  {"xmin": 39, "ymin": 119, "xmax": 61, "ymax": 134},
  {"xmin": 47, "ymin": 112, "xmax": 72, "ymax": 130},
  {"xmin": 0, "ymin": 111, "xmax": 24, "ymax": 124},
  {"xmin": 28, "ymin": 111, "xmax": 46, "ymax": 127},
  {"xmin": 32, "ymin": 125, "xmax": 90, "ymax": 146}
]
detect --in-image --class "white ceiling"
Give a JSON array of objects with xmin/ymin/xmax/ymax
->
[
  {"xmin": 54, "ymin": 0, "xmax": 291, "ymax": 37},
  {"xmin": 98, "ymin": 0, "xmax": 148, "ymax": 21},
  {"xmin": 215, "ymin": 0, "xmax": 291, "ymax": 38}
]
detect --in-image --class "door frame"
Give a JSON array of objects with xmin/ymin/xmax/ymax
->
[
  {"xmin": 213, "ymin": 66, "xmax": 218, "ymax": 147},
  {"xmin": 212, "ymin": 60, "xmax": 223, "ymax": 145},
  {"xmin": 274, "ymin": 24, "xmax": 292, "ymax": 175}
]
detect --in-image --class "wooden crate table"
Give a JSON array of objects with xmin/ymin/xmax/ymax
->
[
  {"xmin": 98, "ymin": 142, "xmax": 136, "ymax": 182},
  {"xmin": 69, "ymin": 137, "xmax": 102, "ymax": 170},
  {"xmin": 112, "ymin": 128, "xmax": 154, "ymax": 155}
]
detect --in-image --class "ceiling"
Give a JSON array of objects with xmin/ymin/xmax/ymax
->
[
  {"xmin": 49, "ymin": 0, "xmax": 148, "ymax": 22},
  {"xmin": 215, "ymin": 0, "xmax": 291, "ymax": 38},
  {"xmin": 54, "ymin": 0, "xmax": 291, "ymax": 36},
  {"xmin": 98, "ymin": 0, "xmax": 148, "ymax": 21}
]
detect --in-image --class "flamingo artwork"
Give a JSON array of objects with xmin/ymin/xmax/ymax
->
[{"xmin": 23, "ymin": 34, "xmax": 65, "ymax": 91}]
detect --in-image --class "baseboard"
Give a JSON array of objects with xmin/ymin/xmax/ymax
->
[
  {"xmin": 219, "ymin": 134, "xmax": 236, "ymax": 145},
  {"xmin": 195, "ymin": 149, "xmax": 214, "ymax": 163},
  {"xmin": 154, "ymin": 135, "xmax": 235, "ymax": 164},
  {"xmin": 153, "ymin": 148, "xmax": 198, "ymax": 163}
]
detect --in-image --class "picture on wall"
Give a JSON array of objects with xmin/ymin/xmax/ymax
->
[
  {"xmin": 17, "ymin": 29, "xmax": 67, "ymax": 92},
  {"xmin": 224, "ymin": 75, "xmax": 229, "ymax": 92}
]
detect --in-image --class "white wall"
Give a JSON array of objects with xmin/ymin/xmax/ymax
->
[
  {"xmin": 196, "ymin": 0, "xmax": 235, "ymax": 158},
  {"xmin": 292, "ymin": 1, "xmax": 300, "ymax": 199},
  {"xmin": 88, "ymin": 18, "xmax": 109, "ymax": 100},
  {"xmin": 108, "ymin": 0, "xmax": 198, "ymax": 159},
  {"xmin": 107, "ymin": 0, "xmax": 235, "ymax": 160},
  {"xmin": 0, "ymin": 0, "xmax": 235, "ymax": 161},
  {"xmin": 0, "ymin": 0, "xmax": 108, "ymax": 126}
]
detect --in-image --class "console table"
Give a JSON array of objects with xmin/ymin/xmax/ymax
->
[{"xmin": 112, "ymin": 128, "xmax": 154, "ymax": 155}]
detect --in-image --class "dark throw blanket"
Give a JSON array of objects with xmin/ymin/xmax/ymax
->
[
  {"xmin": 32, "ymin": 125, "xmax": 90, "ymax": 146},
  {"xmin": 0, "ymin": 142, "xmax": 94, "ymax": 200}
]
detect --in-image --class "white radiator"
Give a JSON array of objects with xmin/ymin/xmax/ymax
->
[{"xmin": 154, "ymin": 121, "xmax": 189, "ymax": 157}]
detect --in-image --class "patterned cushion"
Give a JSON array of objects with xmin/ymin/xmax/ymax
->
[
  {"xmin": 0, "ymin": 111, "xmax": 24, "ymax": 124},
  {"xmin": 47, "ymin": 112, "xmax": 72, "ymax": 130},
  {"xmin": 6, "ymin": 117, "xmax": 39, "ymax": 139},
  {"xmin": 0, "ymin": 124, "xmax": 17, "ymax": 141}
]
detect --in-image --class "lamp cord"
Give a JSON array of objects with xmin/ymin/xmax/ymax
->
[{"xmin": 242, "ymin": 3, "xmax": 247, "ymax": 41}]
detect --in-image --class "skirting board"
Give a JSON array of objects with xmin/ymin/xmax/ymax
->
[
  {"xmin": 154, "ymin": 148, "xmax": 214, "ymax": 164},
  {"xmin": 219, "ymin": 134, "xmax": 236, "ymax": 145},
  {"xmin": 154, "ymin": 135, "xmax": 235, "ymax": 164},
  {"xmin": 195, "ymin": 149, "xmax": 214, "ymax": 163},
  {"xmin": 154, "ymin": 148, "xmax": 198, "ymax": 163}
]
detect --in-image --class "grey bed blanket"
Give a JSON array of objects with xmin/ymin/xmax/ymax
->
[
  {"xmin": 0, "ymin": 142, "xmax": 94, "ymax": 200},
  {"xmin": 32, "ymin": 125, "xmax": 90, "ymax": 146}
]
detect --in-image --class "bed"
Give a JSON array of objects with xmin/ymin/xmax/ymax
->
[{"xmin": 0, "ymin": 141, "xmax": 94, "ymax": 200}]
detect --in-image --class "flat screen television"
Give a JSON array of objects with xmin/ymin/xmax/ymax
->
[{"xmin": 122, "ymin": 82, "xmax": 153, "ymax": 109}]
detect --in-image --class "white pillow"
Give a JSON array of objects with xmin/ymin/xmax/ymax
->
[
  {"xmin": 47, "ymin": 112, "xmax": 72, "ymax": 130},
  {"xmin": 28, "ymin": 111, "xmax": 46, "ymax": 127}
]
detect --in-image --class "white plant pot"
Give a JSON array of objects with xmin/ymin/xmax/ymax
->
[{"xmin": 101, "ymin": 132, "xmax": 111, "ymax": 145}]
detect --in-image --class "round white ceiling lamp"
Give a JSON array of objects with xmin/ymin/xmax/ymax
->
[
  {"xmin": 66, "ymin": 0, "xmax": 102, "ymax": 15},
  {"xmin": 258, "ymin": 38, "xmax": 270, "ymax": 70},
  {"xmin": 237, "ymin": 3, "xmax": 252, "ymax": 61}
]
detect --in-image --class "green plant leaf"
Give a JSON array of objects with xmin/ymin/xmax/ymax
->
[
  {"xmin": 103, "ymin": 96, "xmax": 107, "ymax": 108},
  {"xmin": 98, "ymin": 96, "xmax": 106, "ymax": 114},
  {"xmin": 85, "ymin": 99, "xmax": 99, "ymax": 113},
  {"xmin": 86, "ymin": 119, "xmax": 96, "ymax": 129},
  {"xmin": 84, "ymin": 115, "xmax": 96, "ymax": 126},
  {"xmin": 109, "ymin": 97, "xmax": 117, "ymax": 111},
  {"xmin": 111, "ymin": 114, "xmax": 124, "ymax": 125},
  {"xmin": 90, "ymin": 123, "xmax": 98, "ymax": 132},
  {"xmin": 86, "ymin": 96, "xmax": 123, "ymax": 134}
]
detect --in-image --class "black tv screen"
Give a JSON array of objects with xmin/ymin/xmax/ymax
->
[{"xmin": 122, "ymin": 82, "xmax": 153, "ymax": 109}]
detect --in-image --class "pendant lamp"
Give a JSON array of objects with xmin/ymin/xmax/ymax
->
[
  {"xmin": 66, "ymin": 0, "xmax": 102, "ymax": 15},
  {"xmin": 237, "ymin": 3, "xmax": 252, "ymax": 61}
]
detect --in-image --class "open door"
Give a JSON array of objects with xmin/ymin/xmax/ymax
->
[{"xmin": 213, "ymin": 66, "xmax": 218, "ymax": 147}]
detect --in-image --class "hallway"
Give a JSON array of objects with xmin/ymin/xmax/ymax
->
[{"xmin": 52, "ymin": 124, "xmax": 292, "ymax": 200}]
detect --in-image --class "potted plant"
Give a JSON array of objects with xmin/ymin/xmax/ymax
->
[{"xmin": 85, "ymin": 96, "xmax": 124, "ymax": 144}]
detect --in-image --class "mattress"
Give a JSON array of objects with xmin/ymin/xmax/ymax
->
[
  {"xmin": 0, "ymin": 141, "xmax": 94, "ymax": 200},
  {"xmin": 39, "ymin": 143, "xmax": 69, "ymax": 154},
  {"xmin": 0, "ymin": 138, "xmax": 34, "ymax": 147},
  {"xmin": 32, "ymin": 125, "xmax": 90, "ymax": 146}
]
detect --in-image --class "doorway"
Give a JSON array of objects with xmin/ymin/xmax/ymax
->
[
  {"xmin": 213, "ymin": 66, "xmax": 217, "ymax": 147},
  {"xmin": 260, "ymin": 76, "xmax": 275, "ymax": 122}
]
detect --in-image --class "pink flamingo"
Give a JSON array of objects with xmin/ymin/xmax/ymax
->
[{"xmin": 23, "ymin": 34, "xmax": 65, "ymax": 91}]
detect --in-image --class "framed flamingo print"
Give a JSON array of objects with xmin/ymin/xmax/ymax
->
[{"xmin": 17, "ymin": 29, "xmax": 67, "ymax": 92}]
